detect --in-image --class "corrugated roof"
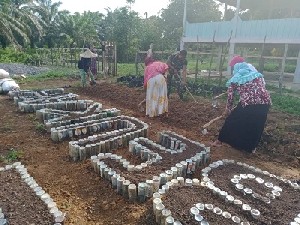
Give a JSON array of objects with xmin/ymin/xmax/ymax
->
[
  {"xmin": 183, "ymin": 18, "xmax": 300, "ymax": 44},
  {"xmin": 216, "ymin": 0, "xmax": 300, "ymax": 10}
]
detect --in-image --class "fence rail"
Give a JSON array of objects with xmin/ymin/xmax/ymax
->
[{"xmin": 33, "ymin": 45, "xmax": 117, "ymax": 76}]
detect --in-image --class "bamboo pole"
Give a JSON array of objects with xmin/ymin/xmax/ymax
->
[
  {"xmin": 208, "ymin": 30, "xmax": 216, "ymax": 84},
  {"xmin": 258, "ymin": 35, "xmax": 267, "ymax": 73},
  {"xmin": 279, "ymin": 43, "xmax": 289, "ymax": 94},
  {"xmin": 195, "ymin": 35, "xmax": 200, "ymax": 82},
  {"xmin": 218, "ymin": 31, "xmax": 232, "ymax": 86}
]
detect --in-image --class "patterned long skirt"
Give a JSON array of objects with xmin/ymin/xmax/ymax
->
[{"xmin": 146, "ymin": 74, "xmax": 168, "ymax": 117}]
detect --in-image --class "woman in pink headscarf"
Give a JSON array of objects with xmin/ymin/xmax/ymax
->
[
  {"xmin": 143, "ymin": 60, "xmax": 169, "ymax": 117},
  {"xmin": 211, "ymin": 56, "xmax": 271, "ymax": 154}
]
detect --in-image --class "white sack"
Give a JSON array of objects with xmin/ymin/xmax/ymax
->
[
  {"xmin": 0, "ymin": 78, "xmax": 20, "ymax": 94},
  {"xmin": 0, "ymin": 69, "xmax": 9, "ymax": 79}
]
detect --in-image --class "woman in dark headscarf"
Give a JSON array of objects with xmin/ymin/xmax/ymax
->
[{"xmin": 212, "ymin": 56, "xmax": 272, "ymax": 153}]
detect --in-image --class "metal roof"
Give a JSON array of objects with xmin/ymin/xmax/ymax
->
[
  {"xmin": 216, "ymin": 0, "xmax": 300, "ymax": 10},
  {"xmin": 183, "ymin": 17, "xmax": 300, "ymax": 44}
]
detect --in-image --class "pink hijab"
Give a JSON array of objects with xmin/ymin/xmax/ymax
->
[
  {"xmin": 144, "ymin": 61, "xmax": 168, "ymax": 87},
  {"xmin": 229, "ymin": 55, "xmax": 245, "ymax": 67}
]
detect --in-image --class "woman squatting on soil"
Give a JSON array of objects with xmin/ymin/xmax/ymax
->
[
  {"xmin": 212, "ymin": 56, "xmax": 272, "ymax": 153},
  {"xmin": 139, "ymin": 47, "xmax": 169, "ymax": 117}
]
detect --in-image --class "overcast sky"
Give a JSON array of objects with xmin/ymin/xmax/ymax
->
[{"xmin": 56, "ymin": 0, "xmax": 170, "ymax": 17}]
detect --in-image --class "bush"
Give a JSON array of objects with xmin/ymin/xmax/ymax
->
[
  {"xmin": 264, "ymin": 64, "xmax": 279, "ymax": 72},
  {"xmin": 0, "ymin": 48, "xmax": 30, "ymax": 63},
  {"xmin": 285, "ymin": 64, "xmax": 296, "ymax": 73}
]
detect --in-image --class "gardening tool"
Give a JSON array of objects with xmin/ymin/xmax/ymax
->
[
  {"xmin": 184, "ymin": 85, "xmax": 198, "ymax": 103},
  {"xmin": 138, "ymin": 98, "xmax": 146, "ymax": 112},
  {"xmin": 201, "ymin": 105, "xmax": 237, "ymax": 135},
  {"xmin": 211, "ymin": 92, "xmax": 227, "ymax": 108},
  {"xmin": 213, "ymin": 92, "xmax": 227, "ymax": 100},
  {"xmin": 174, "ymin": 71, "xmax": 198, "ymax": 103},
  {"xmin": 201, "ymin": 115, "xmax": 224, "ymax": 135}
]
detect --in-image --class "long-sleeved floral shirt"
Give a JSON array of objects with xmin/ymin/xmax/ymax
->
[{"xmin": 227, "ymin": 77, "xmax": 272, "ymax": 111}]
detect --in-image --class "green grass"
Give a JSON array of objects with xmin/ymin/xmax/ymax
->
[
  {"xmin": 266, "ymin": 84, "xmax": 300, "ymax": 95},
  {"xmin": 117, "ymin": 63, "xmax": 144, "ymax": 76},
  {"xmin": 270, "ymin": 93, "xmax": 300, "ymax": 115},
  {"xmin": 0, "ymin": 148, "xmax": 23, "ymax": 163}
]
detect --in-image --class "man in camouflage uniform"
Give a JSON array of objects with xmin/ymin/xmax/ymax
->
[{"xmin": 166, "ymin": 50, "xmax": 188, "ymax": 100}]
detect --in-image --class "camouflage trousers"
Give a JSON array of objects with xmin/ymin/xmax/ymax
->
[
  {"xmin": 167, "ymin": 72, "xmax": 185, "ymax": 100},
  {"xmin": 79, "ymin": 69, "xmax": 95, "ymax": 87}
]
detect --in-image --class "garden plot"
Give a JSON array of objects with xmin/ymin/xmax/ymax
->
[
  {"xmin": 0, "ymin": 163, "xmax": 64, "ymax": 225},
  {"xmin": 9, "ymin": 88, "xmax": 66, "ymax": 101},
  {"xmin": 153, "ymin": 160, "xmax": 300, "ymax": 225},
  {"xmin": 11, "ymin": 88, "xmax": 81, "ymax": 113},
  {"xmin": 12, "ymin": 89, "xmax": 150, "ymax": 161},
  {"xmin": 5, "ymin": 86, "xmax": 299, "ymax": 225},
  {"xmin": 90, "ymin": 131, "xmax": 210, "ymax": 202},
  {"xmin": 68, "ymin": 116, "xmax": 148, "ymax": 160},
  {"xmin": 12, "ymin": 88, "xmax": 149, "ymax": 161}
]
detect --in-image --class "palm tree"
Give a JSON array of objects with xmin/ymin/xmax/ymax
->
[
  {"xmin": 0, "ymin": 0, "xmax": 45, "ymax": 49},
  {"xmin": 57, "ymin": 11, "xmax": 103, "ymax": 48}
]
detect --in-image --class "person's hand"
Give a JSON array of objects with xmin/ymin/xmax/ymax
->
[
  {"xmin": 163, "ymin": 74, "xmax": 168, "ymax": 80},
  {"xmin": 222, "ymin": 107, "xmax": 231, "ymax": 117}
]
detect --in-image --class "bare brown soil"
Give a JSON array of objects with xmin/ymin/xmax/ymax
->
[
  {"xmin": 0, "ymin": 77, "xmax": 299, "ymax": 225},
  {"xmin": 0, "ymin": 169, "xmax": 54, "ymax": 224}
]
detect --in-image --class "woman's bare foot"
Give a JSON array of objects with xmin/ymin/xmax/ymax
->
[
  {"xmin": 158, "ymin": 112, "xmax": 168, "ymax": 118},
  {"xmin": 137, "ymin": 103, "xmax": 145, "ymax": 112},
  {"xmin": 210, "ymin": 140, "xmax": 222, "ymax": 147}
]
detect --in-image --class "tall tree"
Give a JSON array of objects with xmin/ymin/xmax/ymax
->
[
  {"xmin": 139, "ymin": 16, "xmax": 164, "ymax": 52},
  {"xmin": 223, "ymin": 0, "xmax": 300, "ymax": 20},
  {"xmin": 103, "ymin": 7, "xmax": 141, "ymax": 62},
  {"xmin": 161, "ymin": 0, "xmax": 221, "ymax": 50},
  {"xmin": 57, "ymin": 11, "xmax": 104, "ymax": 48},
  {"xmin": 0, "ymin": 0, "xmax": 44, "ymax": 48},
  {"xmin": 32, "ymin": 0, "xmax": 63, "ymax": 47}
]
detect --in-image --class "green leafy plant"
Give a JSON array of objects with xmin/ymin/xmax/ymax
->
[
  {"xmin": 35, "ymin": 122, "xmax": 46, "ymax": 132},
  {"xmin": 0, "ymin": 148, "xmax": 23, "ymax": 163}
]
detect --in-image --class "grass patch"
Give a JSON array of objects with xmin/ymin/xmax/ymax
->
[
  {"xmin": 271, "ymin": 93, "xmax": 300, "ymax": 115},
  {"xmin": 35, "ymin": 122, "xmax": 46, "ymax": 133},
  {"xmin": 0, "ymin": 148, "xmax": 23, "ymax": 163},
  {"xmin": 117, "ymin": 63, "xmax": 143, "ymax": 76},
  {"xmin": 14, "ymin": 66, "xmax": 79, "ymax": 83}
]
